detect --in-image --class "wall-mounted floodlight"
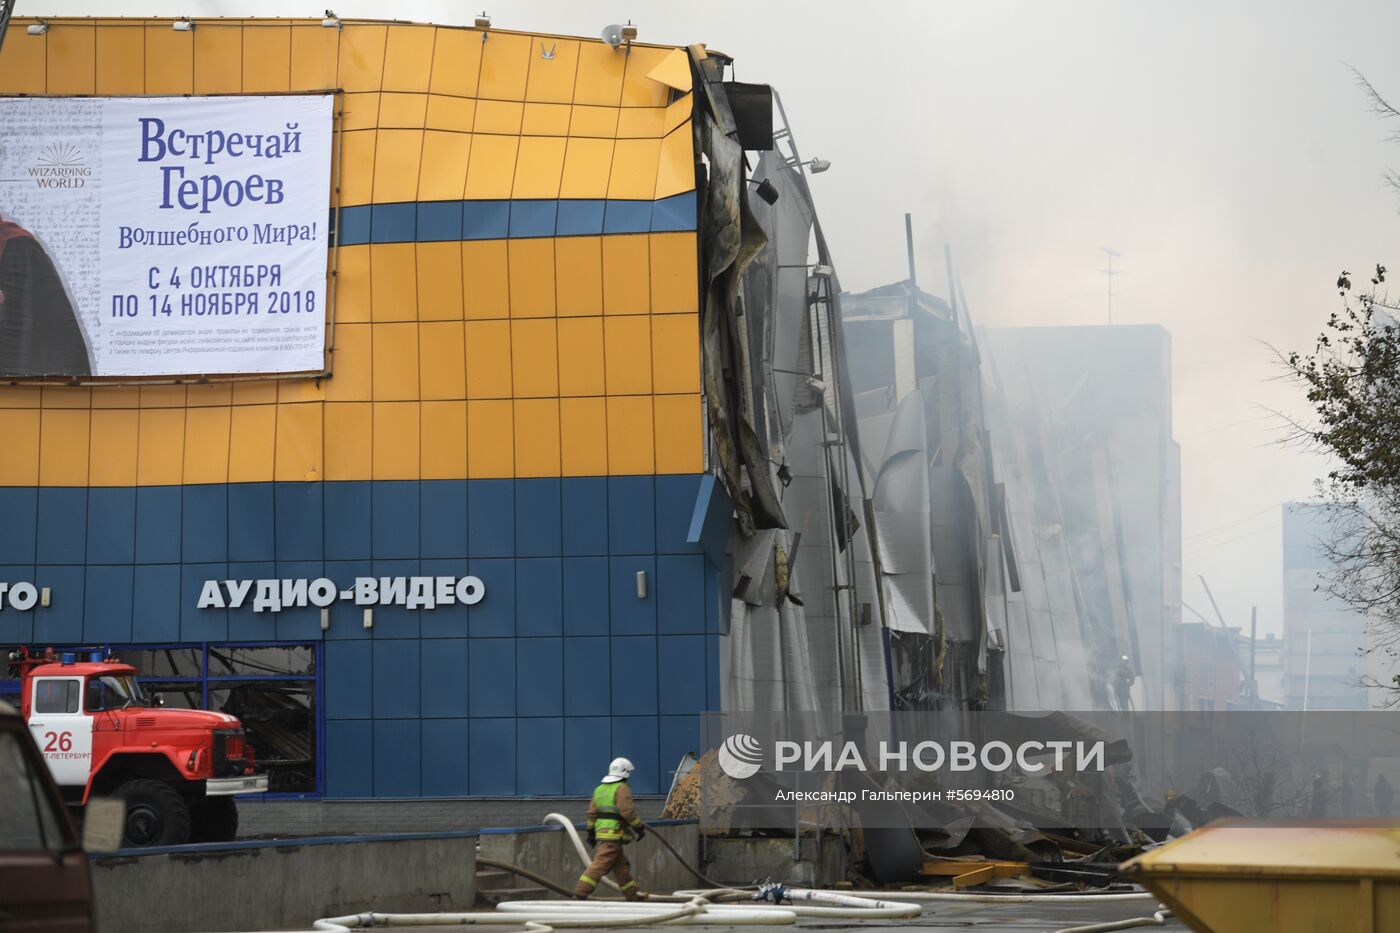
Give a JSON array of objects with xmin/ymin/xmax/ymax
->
[
  {"xmin": 173, "ymin": 18, "xmax": 194, "ymax": 31},
  {"xmin": 475, "ymin": 11, "xmax": 491, "ymax": 40},
  {"xmin": 321, "ymin": 9, "xmax": 341, "ymax": 28},
  {"xmin": 811, "ymin": 263, "xmax": 834, "ymax": 278},
  {"xmin": 27, "ymin": 20, "xmax": 49, "ymax": 35},
  {"xmin": 601, "ymin": 21, "xmax": 636, "ymax": 50},
  {"xmin": 804, "ymin": 157, "xmax": 831, "ymax": 174}
]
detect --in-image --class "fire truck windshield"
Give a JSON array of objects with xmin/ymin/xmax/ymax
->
[{"xmin": 85, "ymin": 674, "xmax": 148, "ymax": 712}]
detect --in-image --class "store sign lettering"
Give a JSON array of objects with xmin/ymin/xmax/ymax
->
[
  {"xmin": 198, "ymin": 576, "xmax": 486, "ymax": 614},
  {"xmin": 0, "ymin": 582, "xmax": 39, "ymax": 611}
]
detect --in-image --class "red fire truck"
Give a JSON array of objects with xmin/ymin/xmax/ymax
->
[{"xmin": 11, "ymin": 647, "xmax": 267, "ymax": 847}]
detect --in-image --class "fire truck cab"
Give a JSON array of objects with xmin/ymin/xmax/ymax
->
[{"xmin": 16, "ymin": 649, "xmax": 267, "ymax": 847}]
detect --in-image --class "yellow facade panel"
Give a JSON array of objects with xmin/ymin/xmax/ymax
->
[
  {"xmin": 418, "ymin": 131, "xmax": 472, "ymax": 202},
  {"xmin": 139, "ymin": 385, "xmax": 187, "ymax": 408},
  {"xmin": 327, "ymin": 323, "xmax": 373, "ymax": 402},
  {"xmin": 663, "ymin": 93, "xmax": 694, "ymax": 136},
  {"xmin": 288, "ymin": 23, "xmax": 338, "ymax": 91},
  {"xmin": 555, "ymin": 237, "xmax": 604, "ymax": 316},
  {"xmin": 379, "ymin": 93, "xmax": 429, "ymax": 129},
  {"xmin": 464, "ymin": 134, "xmax": 519, "ymax": 199},
  {"xmin": 88, "ymin": 409, "xmax": 139, "ymax": 487},
  {"xmin": 647, "ymin": 48, "xmax": 694, "ymax": 94},
  {"xmin": 573, "ymin": 41, "xmax": 626, "ymax": 107},
  {"xmin": 94, "ymin": 26, "xmax": 144, "ymax": 95},
  {"xmin": 39, "ymin": 387, "xmax": 90, "ymax": 409},
  {"xmin": 419, "ymin": 322, "xmax": 467, "ymax": 400},
  {"xmin": 559, "ymin": 137, "xmax": 614, "ymax": 199},
  {"xmin": 278, "ymin": 378, "xmax": 326, "ymax": 405},
  {"xmin": 467, "ymin": 399, "xmax": 514, "ymax": 478},
  {"xmin": 144, "ymin": 26, "xmax": 194, "ymax": 94},
  {"xmin": 650, "ymin": 232, "xmax": 700, "ymax": 313},
  {"xmin": 429, "ymin": 28, "xmax": 483, "ymax": 98},
  {"xmin": 46, "ymin": 25, "xmax": 96, "ymax": 95},
  {"xmin": 324, "ymin": 401, "xmax": 372, "ymax": 481},
  {"xmin": 557, "ymin": 317, "xmax": 606, "ymax": 397},
  {"xmin": 620, "ymin": 46, "xmax": 672, "ymax": 108},
  {"xmin": 226, "ymin": 404, "xmax": 276, "ymax": 483},
  {"xmin": 369, "ymin": 243, "xmax": 419, "ymax": 322},
  {"xmin": 338, "ymin": 23, "xmax": 387, "ymax": 93},
  {"xmin": 462, "ymin": 240, "xmax": 511, "ymax": 319},
  {"xmin": 373, "ymin": 401, "xmax": 420, "ymax": 480},
  {"xmin": 183, "ymin": 406, "xmax": 232, "ymax": 484},
  {"xmin": 654, "ymin": 394, "xmax": 703, "ymax": 474},
  {"xmin": 137, "ymin": 408, "xmax": 186, "ymax": 486},
  {"xmin": 602, "ymin": 235, "xmax": 651, "ymax": 315},
  {"xmin": 477, "ymin": 31, "xmax": 532, "ymax": 102},
  {"xmin": 607, "ymin": 138, "xmax": 661, "ymax": 200},
  {"xmin": 606, "ymin": 396, "xmax": 655, "ymax": 475},
  {"xmin": 0, "ymin": 25, "xmax": 46, "ymax": 95},
  {"xmin": 425, "ymin": 95, "xmax": 477, "ymax": 133},
  {"xmin": 655, "ymin": 125, "xmax": 697, "ymax": 200},
  {"xmin": 512, "ymin": 136, "xmax": 567, "ymax": 199},
  {"xmin": 382, "ymin": 25, "xmax": 435, "ymax": 93},
  {"xmin": 522, "ymin": 102, "xmax": 572, "ymax": 137},
  {"xmin": 372, "ymin": 323, "xmax": 420, "ymax": 400},
  {"xmin": 39, "ymin": 409, "xmax": 90, "ymax": 487},
  {"xmin": 0, "ymin": 410, "xmax": 41, "ymax": 485},
  {"xmin": 91, "ymin": 386, "xmax": 142, "ymax": 410},
  {"xmin": 475, "ymin": 99, "xmax": 525, "ymax": 136},
  {"xmin": 341, "ymin": 93, "xmax": 382, "ymax": 131},
  {"xmin": 193, "ymin": 25, "xmax": 241, "ymax": 94},
  {"xmin": 651, "ymin": 313, "xmax": 701, "ymax": 395},
  {"xmin": 230, "ymin": 381, "xmax": 278, "ymax": 406},
  {"xmin": 514, "ymin": 398, "xmax": 561, "ymax": 477},
  {"xmin": 465, "ymin": 320, "xmax": 513, "ymax": 398},
  {"xmin": 372, "ymin": 129, "xmax": 424, "ymax": 204},
  {"xmin": 616, "ymin": 107, "xmax": 666, "ymax": 139},
  {"xmin": 416, "ymin": 240, "xmax": 466, "ymax": 319},
  {"xmin": 560, "ymin": 397, "xmax": 608, "ymax": 476},
  {"xmin": 569, "ymin": 106, "xmax": 620, "ymax": 139},
  {"xmin": 604, "ymin": 316, "xmax": 653, "ymax": 395},
  {"xmin": 241, "ymin": 24, "xmax": 291, "ymax": 93},
  {"xmin": 274, "ymin": 402, "xmax": 323, "ymax": 482},
  {"xmin": 185, "ymin": 383, "xmax": 234, "ymax": 408},
  {"xmin": 508, "ymin": 239, "xmax": 556, "ymax": 317},
  {"xmin": 510, "ymin": 319, "xmax": 559, "ymax": 398},
  {"xmin": 525, "ymin": 38, "xmax": 580, "ymax": 103},
  {"xmin": 337, "ymin": 130, "xmax": 377, "ymax": 207},
  {"xmin": 334, "ymin": 244, "xmax": 372, "ymax": 322},
  {"xmin": 421, "ymin": 400, "xmax": 468, "ymax": 479}
]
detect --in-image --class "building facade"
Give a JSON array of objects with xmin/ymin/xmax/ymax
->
[{"xmin": 0, "ymin": 18, "xmax": 722, "ymax": 798}]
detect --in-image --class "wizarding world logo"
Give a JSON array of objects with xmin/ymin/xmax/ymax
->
[
  {"xmin": 30, "ymin": 142, "xmax": 91, "ymax": 189},
  {"xmin": 718, "ymin": 733, "xmax": 764, "ymax": 779}
]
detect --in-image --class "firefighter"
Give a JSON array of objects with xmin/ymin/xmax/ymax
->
[{"xmin": 573, "ymin": 757, "xmax": 649, "ymax": 901}]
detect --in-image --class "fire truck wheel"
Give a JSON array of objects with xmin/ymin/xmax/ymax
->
[
  {"xmin": 115, "ymin": 779, "xmax": 192, "ymax": 847},
  {"xmin": 189, "ymin": 796, "xmax": 239, "ymax": 843}
]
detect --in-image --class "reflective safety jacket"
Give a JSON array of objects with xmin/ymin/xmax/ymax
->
[{"xmin": 588, "ymin": 781, "xmax": 644, "ymax": 842}]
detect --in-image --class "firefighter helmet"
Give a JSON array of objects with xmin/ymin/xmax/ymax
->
[{"xmin": 602, "ymin": 757, "xmax": 635, "ymax": 783}]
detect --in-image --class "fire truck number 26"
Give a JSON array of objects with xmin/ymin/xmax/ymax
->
[{"xmin": 43, "ymin": 731, "xmax": 75, "ymax": 752}]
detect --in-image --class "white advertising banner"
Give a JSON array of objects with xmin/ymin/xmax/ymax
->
[{"xmin": 0, "ymin": 95, "xmax": 333, "ymax": 377}]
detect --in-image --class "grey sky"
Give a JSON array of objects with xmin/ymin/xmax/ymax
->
[{"xmin": 21, "ymin": 0, "xmax": 1400, "ymax": 634}]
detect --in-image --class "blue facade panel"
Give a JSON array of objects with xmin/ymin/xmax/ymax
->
[
  {"xmin": 325, "ymin": 720, "xmax": 373, "ymax": 797},
  {"xmin": 469, "ymin": 718, "xmax": 515, "ymax": 795},
  {"xmin": 372, "ymin": 638, "xmax": 421, "ymax": 718},
  {"xmin": 227, "ymin": 483, "xmax": 275, "ymax": 562},
  {"xmin": 516, "ymin": 558, "xmax": 562, "ymax": 636},
  {"xmin": 421, "ymin": 718, "xmax": 470, "ymax": 796},
  {"xmin": 37, "ymin": 488, "xmax": 87, "ymax": 564},
  {"xmin": 324, "ymin": 640, "xmax": 373, "ymax": 719},
  {"xmin": 517, "ymin": 717, "xmax": 564, "ymax": 794},
  {"xmin": 516, "ymin": 637, "xmax": 563, "ymax": 716},
  {"xmin": 373, "ymin": 719, "xmax": 421, "ymax": 797},
  {"xmin": 84, "ymin": 566, "xmax": 133, "ymax": 642},
  {"xmin": 562, "ymin": 478, "xmax": 608, "ymax": 556},
  {"xmin": 86, "ymin": 488, "xmax": 136, "ymax": 565},
  {"xmin": 0, "ymin": 488, "xmax": 38, "ymax": 563},
  {"xmin": 420, "ymin": 637, "xmax": 470, "ymax": 717}
]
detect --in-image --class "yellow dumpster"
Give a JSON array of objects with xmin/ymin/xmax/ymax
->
[{"xmin": 1122, "ymin": 820, "xmax": 1400, "ymax": 933}]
